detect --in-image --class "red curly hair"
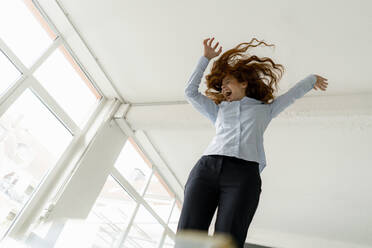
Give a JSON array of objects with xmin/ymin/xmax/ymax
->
[{"xmin": 204, "ymin": 38, "xmax": 285, "ymax": 105}]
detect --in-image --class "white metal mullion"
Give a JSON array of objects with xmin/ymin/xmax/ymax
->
[
  {"xmin": 110, "ymin": 169, "xmax": 152, "ymax": 206},
  {"xmin": 158, "ymin": 225, "xmax": 176, "ymax": 248},
  {"xmin": 0, "ymin": 36, "xmax": 61, "ymax": 115},
  {"xmin": 164, "ymin": 200, "xmax": 177, "ymax": 240},
  {"xmin": 114, "ymin": 170, "xmax": 155, "ymax": 247},
  {"xmin": 166, "ymin": 226, "xmax": 176, "ymax": 238},
  {"xmin": 160, "ymin": 226, "xmax": 179, "ymax": 248},
  {"xmin": 151, "ymin": 165, "xmax": 176, "ymax": 221},
  {"xmin": 115, "ymin": 119, "xmax": 183, "ymax": 205},
  {"xmin": 3, "ymin": 98, "xmax": 116, "ymax": 241},
  {"xmin": 0, "ymin": 35, "xmax": 61, "ymax": 76},
  {"xmin": 0, "ymin": 36, "xmax": 29, "ymax": 112},
  {"xmin": 28, "ymin": 36, "xmax": 62, "ymax": 74},
  {"xmin": 157, "ymin": 187, "xmax": 177, "ymax": 248},
  {"xmin": 113, "ymin": 201, "xmax": 141, "ymax": 248},
  {"xmin": 0, "ymin": 74, "xmax": 26, "ymax": 113},
  {"xmin": 115, "ymin": 168, "xmax": 155, "ymax": 248},
  {"xmin": 157, "ymin": 228, "xmax": 168, "ymax": 248},
  {"xmin": 110, "ymin": 170, "xmax": 140, "ymax": 248},
  {"xmin": 0, "ymin": 38, "xmax": 28, "ymax": 73},
  {"xmin": 112, "ymin": 203, "xmax": 138, "ymax": 248},
  {"xmin": 143, "ymin": 134, "xmax": 183, "ymax": 203},
  {"xmin": 167, "ymin": 199, "xmax": 176, "ymax": 225},
  {"xmin": 114, "ymin": 119, "xmax": 184, "ymax": 243},
  {"xmin": 138, "ymin": 169, "xmax": 168, "ymax": 248},
  {"xmin": 111, "ymin": 168, "xmax": 173, "ymax": 247},
  {"xmin": 0, "ymin": 79, "xmax": 31, "ymax": 117},
  {"xmin": 28, "ymin": 76, "xmax": 79, "ymax": 135},
  {"xmin": 32, "ymin": 1, "xmax": 106, "ymax": 99},
  {"xmin": 141, "ymin": 170, "xmax": 154, "ymax": 197}
]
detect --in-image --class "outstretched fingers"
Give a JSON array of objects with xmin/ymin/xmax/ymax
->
[
  {"xmin": 203, "ymin": 37, "xmax": 223, "ymax": 59},
  {"xmin": 203, "ymin": 38, "xmax": 210, "ymax": 46},
  {"xmin": 314, "ymin": 81, "xmax": 328, "ymax": 91},
  {"xmin": 313, "ymin": 74, "xmax": 329, "ymax": 91},
  {"xmin": 208, "ymin": 37, "xmax": 215, "ymax": 47}
]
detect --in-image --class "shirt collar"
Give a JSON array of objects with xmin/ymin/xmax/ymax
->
[
  {"xmin": 241, "ymin": 96, "xmax": 263, "ymax": 104},
  {"xmin": 221, "ymin": 96, "xmax": 263, "ymax": 105}
]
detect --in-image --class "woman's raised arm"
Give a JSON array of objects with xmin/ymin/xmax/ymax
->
[
  {"xmin": 269, "ymin": 74, "xmax": 328, "ymax": 119},
  {"xmin": 184, "ymin": 37, "xmax": 223, "ymax": 124}
]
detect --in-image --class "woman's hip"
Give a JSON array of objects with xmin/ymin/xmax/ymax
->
[{"xmin": 186, "ymin": 154, "xmax": 261, "ymax": 188}]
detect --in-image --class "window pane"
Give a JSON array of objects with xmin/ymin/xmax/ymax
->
[
  {"xmin": 123, "ymin": 205, "xmax": 164, "ymax": 248},
  {"xmin": 114, "ymin": 139, "xmax": 152, "ymax": 195},
  {"xmin": 0, "ymin": 0, "xmax": 56, "ymax": 67},
  {"xmin": 144, "ymin": 171, "xmax": 174, "ymax": 223},
  {"xmin": 0, "ymin": 89, "xmax": 72, "ymax": 237},
  {"xmin": 34, "ymin": 45, "xmax": 101, "ymax": 127},
  {"xmin": 0, "ymin": 49, "xmax": 21, "ymax": 96},
  {"xmin": 163, "ymin": 235, "xmax": 175, "ymax": 248},
  {"xmin": 87, "ymin": 175, "xmax": 137, "ymax": 247},
  {"xmin": 51, "ymin": 175, "xmax": 137, "ymax": 248},
  {"xmin": 168, "ymin": 201, "xmax": 181, "ymax": 233}
]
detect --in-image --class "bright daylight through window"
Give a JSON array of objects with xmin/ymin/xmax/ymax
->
[
  {"xmin": 0, "ymin": 0, "xmax": 180, "ymax": 247},
  {"xmin": 0, "ymin": 0, "xmax": 102, "ymax": 240}
]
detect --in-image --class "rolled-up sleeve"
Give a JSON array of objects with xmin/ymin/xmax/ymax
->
[
  {"xmin": 269, "ymin": 74, "xmax": 317, "ymax": 119},
  {"xmin": 185, "ymin": 56, "xmax": 219, "ymax": 124}
]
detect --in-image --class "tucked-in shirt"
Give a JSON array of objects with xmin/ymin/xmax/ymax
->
[{"xmin": 185, "ymin": 56, "xmax": 317, "ymax": 174}]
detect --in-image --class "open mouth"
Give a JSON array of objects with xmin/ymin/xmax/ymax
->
[{"xmin": 223, "ymin": 90, "xmax": 232, "ymax": 98}]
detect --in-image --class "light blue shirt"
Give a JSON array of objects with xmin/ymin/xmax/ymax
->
[{"xmin": 185, "ymin": 56, "xmax": 317, "ymax": 174}]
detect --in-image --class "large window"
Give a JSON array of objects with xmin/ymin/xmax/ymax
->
[
  {"xmin": 123, "ymin": 205, "xmax": 165, "ymax": 248},
  {"xmin": 52, "ymin": 176, "xmax": 138, "ymax": 247},
  {"xmin": 0, "ymin": 0, "xmax": 102, "ymax": 239},
  {"xmin": 33, "ymin": 44, "xmax": 101, "ymax": 127},
  {"xmin": 0, "ymin": 1, "xmax": 182, "ymax": 246},
  {"xmin": 114, "ymin": 139, "xmax": 153, "ymax": 195},
  {"xmin": 111, "ymin": 138, "xmax": 179, "ymax": 247},
  {"xmin": 144, "ymin": 171, "xmax": 175, "ymax": 223},
  {"xmin": 85, "ymin": 176, "xmax": 138, "ymax": 247},
  {"xmin": 0, "ymin": 0, "xmax": 56, "ymax": 67},
  {"xmin": 40, "ymin": 138, "xmax": 180, "ymax": 247},
  {"xmin": 0, "ymin": 89, "xmax": 73, "ymax": 238}
]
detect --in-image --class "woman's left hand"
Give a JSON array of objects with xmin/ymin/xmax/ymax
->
[{"xmin": 313, "ymin": 75, "xmax": 328, "ymax": 91}]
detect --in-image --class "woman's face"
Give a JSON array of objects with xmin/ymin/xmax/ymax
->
[{"xmin": 221, "ymin": 74, "xmax": 248, "ymax": 102}]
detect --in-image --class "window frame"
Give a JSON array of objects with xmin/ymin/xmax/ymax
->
[
  {"xmin": 0, "ymin": 1, "xmax": 182, "ymax": 247},
  {"xmin": 0, "ymin": 0, "xmax": 107, "ymax": 240}
]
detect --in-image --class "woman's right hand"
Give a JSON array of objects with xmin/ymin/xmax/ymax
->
[{"xmin": 203, "ymin": 37, "xmax": 222, "ymax": 60}]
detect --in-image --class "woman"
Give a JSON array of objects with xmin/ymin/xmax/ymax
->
[{"xmin": 177, "ymin": 37, "xmax": 328, "ymax": 248}]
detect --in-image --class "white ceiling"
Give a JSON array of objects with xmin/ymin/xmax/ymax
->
[{"xmin": 40, "ymin": 0, "xmax": 372, "ymax": 247}]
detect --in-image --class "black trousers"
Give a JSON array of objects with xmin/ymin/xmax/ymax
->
[{"xmin": 176, "ymin": 154, "xmax": 262, "ymax": 248}]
